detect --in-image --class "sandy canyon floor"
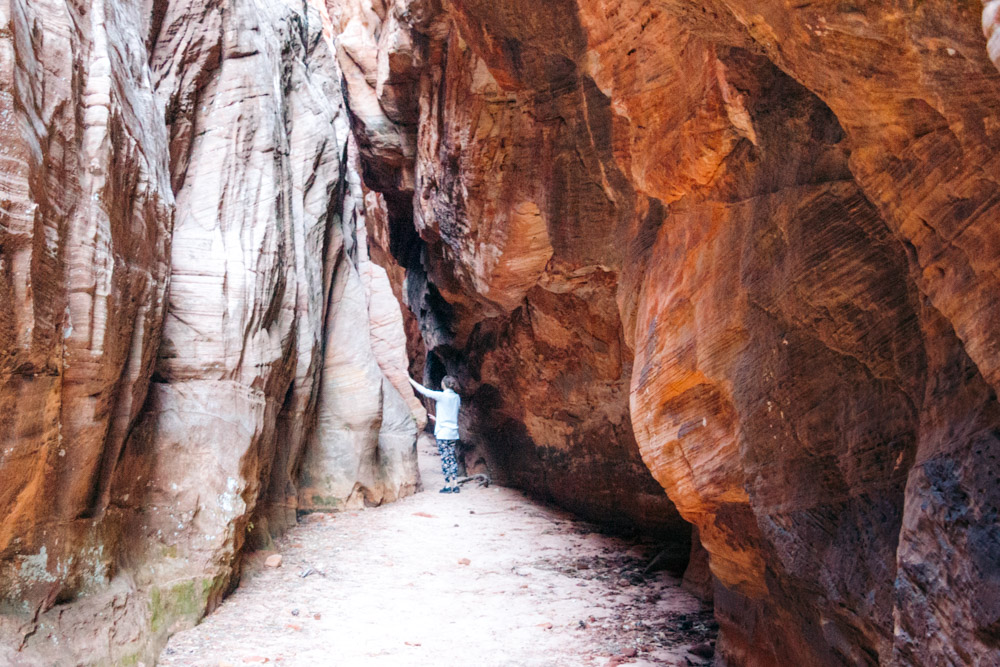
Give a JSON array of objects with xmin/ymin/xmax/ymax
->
[{"xmin": 158, "ymin": 437, "xmax": 715, "ymax": 666}]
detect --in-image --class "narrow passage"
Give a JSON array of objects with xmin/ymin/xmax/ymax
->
[{"xmin": 159, "ymin": 437, "xmax": 715, "ymax": 666}]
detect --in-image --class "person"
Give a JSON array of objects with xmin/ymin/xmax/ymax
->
[{"xmin": 408, "ymin": 375, "xmax": 462, "ymax": 494}]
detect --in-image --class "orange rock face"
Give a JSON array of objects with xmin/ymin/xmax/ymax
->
[
  {"xmin": 2, "ymin": 0, "xmax": 999, "ymax": 664},
  {"xmin": 341, "ymin": 0, "xmax": 1000, "ymax": 664}
]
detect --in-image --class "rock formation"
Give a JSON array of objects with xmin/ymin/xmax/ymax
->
[
  {"xmin": 337, "ymin": 0, "xmax": 1000, "ymax": 665},
  {"xmin": 0, "ymin": 1, "xmax": 420, "ymax": 663},
  {"xmin": 2, "ymin": 0, "xmax": 1000, "ymax": 665},
  {"xmin": 330, "ymin": 0, "xmax": 687, "ymax": 537}
]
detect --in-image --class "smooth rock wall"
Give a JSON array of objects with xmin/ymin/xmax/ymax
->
[
  {"xmin": 0, "ymin": 1, "xmax": 420, "ymax": 663},
  {"xmin": 332, "ymin": 0, "xmax": 688, "ymax": 537},
  {"xmin": 338, "ymin": 0, "xmax": 1000, "ymax": 664},
  {"xmin": 0, "ymin": 0, "xmax": 174, "ymax": 638},
  {"xmin": 3, "ymin": 0, "xmax": 998, "ymax": 663}
]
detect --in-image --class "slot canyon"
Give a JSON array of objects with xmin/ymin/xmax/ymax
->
[{"xmin": 1, "ymin": 0, "xmax": 999, "ymax": 665}]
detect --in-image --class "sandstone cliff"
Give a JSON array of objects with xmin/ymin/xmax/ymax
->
[
  {"xmin": 0, "ymin": 1, "xmax": 420, "ymax": 663},
  {"xmin": 337, "ymin": 0, "xmax": 1000, "ymax": 665},
  {"xmin": 2, "ymin": 0, "xmax": 1000, "ymax": 665}
]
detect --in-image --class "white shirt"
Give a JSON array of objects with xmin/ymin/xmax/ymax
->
[{"xmin": 409, "ymin": 379, "xmax": 461, "ymax": 440}]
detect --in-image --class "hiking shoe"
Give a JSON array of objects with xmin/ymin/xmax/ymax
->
[
  {"xmin": 439, "ymin": 486, "xmax": 454, "ymax": 494},
  {"xmin": 452, "ymin": 485, "xmax": 461, "ymax": 494}
]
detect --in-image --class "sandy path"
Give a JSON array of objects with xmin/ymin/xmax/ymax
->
[{"xmin": 158, "ymin": 437, "xmax": 715, "ymax": 666}]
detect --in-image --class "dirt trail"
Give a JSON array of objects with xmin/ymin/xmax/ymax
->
[{"xmin": 158, "ymin": 437, "xmax": 715, "ymax": 666}]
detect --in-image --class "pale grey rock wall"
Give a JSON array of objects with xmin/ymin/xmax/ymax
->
[{"xmin": 0, "ymin": 1, "xmax": 421, "ymax": 663}]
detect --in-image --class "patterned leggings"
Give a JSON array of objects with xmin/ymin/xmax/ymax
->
[{"xmin": 437, "ymin": 439, "xmax": 459, "ymax": 484}]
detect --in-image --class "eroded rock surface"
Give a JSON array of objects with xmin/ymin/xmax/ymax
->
[
  {"xmin": 0, "ymin": 1, "xmax": 420, "ymax": 663},
  {"xmin": 339, "ymin": 1, "xmax": 1000, "ymax": 665},
  {"xmin": 0, "ymin": 0, "xmax": 174, "ymax": 644},
  {"xmin": 332, "ymin": 0, "xmax": 687, "ymax": 539},
  {"xmin": 3, "ymin": 0, "xmax": 999, "ymax": 665}
]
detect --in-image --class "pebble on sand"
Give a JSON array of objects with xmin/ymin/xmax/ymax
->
[{"xmin": 688, "ymin": 642, "xmax": 715, "ymax": 659}]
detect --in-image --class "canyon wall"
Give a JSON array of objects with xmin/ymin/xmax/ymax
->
[
  {"xmin": 2, "ymin": 0, "xmax": 999, "ymax": 664},
  {"xmin": 339, "ymin": 0, "xmax": 1000, "ymax": 665},
  {"xmin": 331, "ymin": 0, "xmax": 687, "ymax": 537},
  {"xmin": 0, "ymin": 1, "xmax": 420, "ymax": 663}
]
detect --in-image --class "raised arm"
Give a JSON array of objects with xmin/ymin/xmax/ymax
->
[{"xmin": 408, "ymin": 376, "xmax": 445, "ymax": 401}]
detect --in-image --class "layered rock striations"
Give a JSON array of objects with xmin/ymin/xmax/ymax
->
[
  {"xmin": 3, "ymin": 0, "xmax": 999, "ymax": 664},
  {"xmin": 0, "ymin": 1, "xmax": 420, "ymax": 663},
  {"xmin": 0, "ymin": 0, "xmax": 174, "ymax": 654},
  {"xmin": 332, "ymin": 0, "xmax": 687, "ymax": 537},
  {"xmin": 338, "ymin": 1, "xmax": 1000, "ymax": 665}
]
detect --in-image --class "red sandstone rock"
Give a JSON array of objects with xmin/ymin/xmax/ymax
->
[
  {"xmin": 340, "ymin": 1, "xmax": 1000, "ymax": 665},
  {"xmin": 3, "ymin": 1, "xmax": 1000, "ymax": 666},
  {"xmin": 0, "ymin": 0, "xmax": 173, "ymax": 615},
  {"xmin": 333, "ymin": 0, "xmax": 688, "ymax": 539}
]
